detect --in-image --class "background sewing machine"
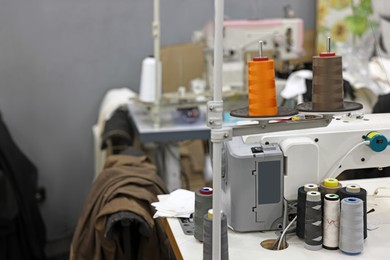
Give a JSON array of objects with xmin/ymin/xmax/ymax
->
[
  {"xmin": 137, "ymin": 18, "xmax": 305, "ymax": 126},
  {"xmin": 202, "ymin": 18, "xmax": 304, "ymax": 91},
  {"xmin": 221, "ymin": 113, "xmax": 390, "ymax": 232}
]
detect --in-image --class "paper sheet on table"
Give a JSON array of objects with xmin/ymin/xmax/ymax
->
[
  {"xmin": 151, "ymin": 189, "xmax": 195, "ymax": 218},
  {"xmin": 367, "ymin": 187, "xmax": 390, "ymax": 222}
]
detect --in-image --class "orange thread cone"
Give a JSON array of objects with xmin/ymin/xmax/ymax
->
[{"xmin": 248, "ymin": 59, "xmax": 278, "ymax": 116}]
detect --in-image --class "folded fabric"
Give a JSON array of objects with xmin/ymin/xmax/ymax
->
[
  {"xmin": 152, "ymin": 189, "xmax": 195, "ymax": 218},
  {"xmin": 280, "ymin": 70, "xmax": 312, "ymax": 99}
]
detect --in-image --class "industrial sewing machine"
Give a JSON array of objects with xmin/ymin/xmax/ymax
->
[
  {"xmin": 221, "ymin": 113, "xmax": 390, "ymax": 232},
  {"xmin": 202, "ymin": 18, "xmax": 304, "ymax": 90},
  {"xmin": 217, "ymin": 17, "xmax": 390, "ymax": 232},
  {"xmin": 202, "ymin": 2, "xmax": 390, "ymax": 259}
]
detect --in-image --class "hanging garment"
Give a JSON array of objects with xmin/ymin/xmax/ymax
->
[
  {"xmin": 0, "ymin": 113, "xmax": 46, "ymax": 260},
  {"xmin": 70, "ymin": 154, "xmax": 175, "ymax": 260}
]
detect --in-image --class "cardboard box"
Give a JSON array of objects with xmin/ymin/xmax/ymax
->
[{"xmin": 160, "ymin": 43, "xmax": 205, "ymax": 93}]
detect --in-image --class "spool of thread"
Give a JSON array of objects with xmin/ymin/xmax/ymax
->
[
  {"xmin": 139, "ymin": 57, "xmax": 161, "ymax": 103},
  {"xmin": 203, "ymin": 209, "xmax": 229, "ymax": 260},
  {"xmin": 247, "ymin": 56, "xmax": 278, "ymax": 116},
  {"xmin": 304, "ymin": 191, "xmax": 322, "ymax": 251},
  {"xmin": 296, "ymin": 184, "xmax": 319, "ymax": 239},
  {"xmin": 194, "ymin": 187, "xmax": 213, "ymax": 241},
  {"xmin": 364, "ymin": 131, "xmax": 389, "ymax": 152},
  {"xmin": 323, "ymin": 194, "xmax": 340, "ymax": 250},
  {"xmin": 339, "ymin": 197, "xmax": 364, "ymax": 255},
  {"xmin": 312, "ymin": 53, "xmax": 344, "ymax": 111},
  {"xmin": 339, "ymin": 184, "xmax": 367, "ymax": 239},
  {"xmin": 320, "ymin": 178, "xmax": 342, "ymax": 195}
]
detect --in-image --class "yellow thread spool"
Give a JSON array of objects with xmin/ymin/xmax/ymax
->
[
  {"xmin": 321, "ymin": 178, "xmax": 342, "ymax": 194},
  {"xmin": 367, "ymin": 131, "xmax": 379, "ymax": 139},
  {"xmin": 207, "ymin": 209, "xmax": 213, "ymax": 219},
  {"xmin": 324, "ymin": 178, "xmax": 338, "ymax": 187}
]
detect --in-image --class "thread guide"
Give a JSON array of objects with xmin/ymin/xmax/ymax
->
[
  {"xmin": 253, "ymin": 41, "xmax": 269, "ymax": 61},
  {"xmin": 319, "ymin": 37, "xmax": 336, "ymax": 57}
]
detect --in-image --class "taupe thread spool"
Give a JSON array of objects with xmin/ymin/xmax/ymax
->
[
  {"xmin": 296, "ymin": 184, "xmax": 320, "ymax": 239},
  {"xmin": 194, "ymin": 187, "xmax": 213, "ymax": 241},
  {"xmin": 203, "ymin": 209, "xmax": 229, "ymax": 260},
  {"xmin": 312, "ymin": 37, "xmax": 344, "ymax": 111},
  {"xmin": 304, "ymin": 191, "xmax": 323, "ymax": 251}
]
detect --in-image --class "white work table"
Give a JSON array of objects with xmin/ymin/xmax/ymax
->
[{"xmin": 163, "ymin": 179, "xmax": 390, "ymax": 260}]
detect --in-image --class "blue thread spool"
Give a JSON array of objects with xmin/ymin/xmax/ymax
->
[
  {"xmin": 339, "ymin": 184, "xmax": 367, "ymax": 239},
  {"xmin": 339, "ymin": 197, "xmax": 364, "ymax": 255}
]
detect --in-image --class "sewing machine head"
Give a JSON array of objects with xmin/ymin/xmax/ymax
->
[
  {"xmin": 245, "ymin": 113, "xmax": 390, "ymax": 198},
  {"xmin": 216, "ymin": 19, "xmax": 390, "ymax": 232},
  {"xmin": 202, "ymin": 18, "xmax": 304, "ymax": 90},
  {"xmin": 205, "ymin": 19, "xmax": 304, "ymax": 61}
]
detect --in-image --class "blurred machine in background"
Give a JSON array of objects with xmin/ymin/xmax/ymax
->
[
  {"xmin": 200, "ymin": 18, "xmax": 304, "ymax": 91},
  {"xmin": 373, "ymin": 0, "xmax": 390, "ymax": 59}
]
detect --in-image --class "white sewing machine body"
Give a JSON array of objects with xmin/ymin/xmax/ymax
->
[{"xmin": 222, "ymin": 113, "xmax": 390, "ymax": 232}]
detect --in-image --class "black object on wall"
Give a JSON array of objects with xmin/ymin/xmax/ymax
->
[{"xmin": 0, "ymin": 112, "xmax": 46, "ymax": 260}]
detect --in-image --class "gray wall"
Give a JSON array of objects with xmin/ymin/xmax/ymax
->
[{"xmin": 0, "ymin": 0, "xmax": 316, "ymax": 242}]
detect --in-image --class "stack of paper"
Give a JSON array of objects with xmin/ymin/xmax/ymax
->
[{"xmin": 151, "ymin": 189, "xmax": 195, "ymax": 218}]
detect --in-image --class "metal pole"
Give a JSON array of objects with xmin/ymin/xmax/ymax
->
[
  {"xmin": 213, "ymin": 0, "xmax": 223, "ymax": 102},
  {"xmin": 153, "ymin": 0, "xmax": 161, "ymax": 102},
  {"xmin": 152, "ymin": 0, "xmax": 161, "ymax": 128},
  {"xmin": 212, "ymin": 0, "xmax": 224, "ymax": 260}
]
